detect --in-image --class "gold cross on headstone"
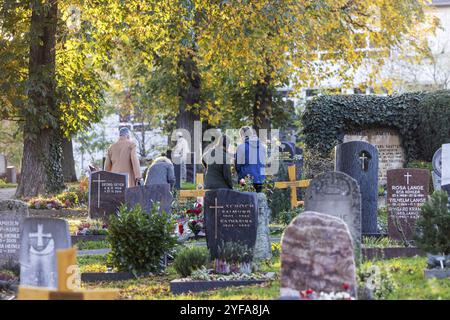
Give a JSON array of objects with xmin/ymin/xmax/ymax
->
[
  {"xmin": 274, "ymin": 165, "xmax": 310, "ymax": 209},
  {"xmin": 179, "ymin": 173, "xmax": 208, "ymax": 199},
  {"xmin": 209, "ymin": 197, "xmax": 224, "ymax": 240},
  {"xmin": 17, "ymin": 248, "xmax": 119, "ymax": 300}
]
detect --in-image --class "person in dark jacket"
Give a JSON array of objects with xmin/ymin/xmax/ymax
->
[
  {"xmin": 202, "ymin": 134, "xmax": 233, "ymax": 190},
  {"xmin": 235, "ymin": 126, "xmax": 266, "ymax": 192},
  {"xmin": 145, "ymin": 155, "xmax": 176, "ymax": 188}
]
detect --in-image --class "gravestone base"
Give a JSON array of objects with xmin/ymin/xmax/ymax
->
[
  {"xmin": 170, "ymin": 279, "xmax": 266, "ymax": 295},
  {"xmin": 254, "ymin": 193, "xmax": 272, "ymax": 261}
]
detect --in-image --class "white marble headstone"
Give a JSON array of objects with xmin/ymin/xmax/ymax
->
[{"xmin": 441, "ymin": 144, "xmax": 450, "ymax": 186}]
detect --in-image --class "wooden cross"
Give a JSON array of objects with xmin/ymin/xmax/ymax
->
[
  {"xmin": 92, "ymin": 174, "xmax": 106, "ymax": 208},
  {"xmin": 179, "ymin": 173, "xmax": 208, "ymax": 199},
  {"xmin": 17, "ymin": 248, "xmax": 119, "ymax": 300},
  {"xmin": 274, "ymin": 165, "xmax": 310, "ymax": 209},
  {"xmin": 404, "ymin": 172, "xmax": 412, "ymax": 185},
  {"xmin": 209, "ymin": 197, "xmax": 224, "ymax": 240}
]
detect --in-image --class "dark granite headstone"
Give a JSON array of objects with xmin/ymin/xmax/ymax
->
[
  {"xmin": 125, "ymin": 184, "xmax": 173, "ymax": 214},
  {"xmin": 19, "ymin": 218, "xmax": 71, "ymax": 289},
  {"xmin": 0, "ymin": 200, "xmax": 29, "ymax": 267},
  {"xmin": 186, "ymin": 152, "xmax": 196, "ymax": 184},
  {"xmin": 304, "ymin": 171, "xmax": 361, "ymax": 252},
  {"xmin": 204, "ymin": 189, "xmax": 258, "ymax": 259},
  {"xmin": 387, "ymin": 169, "xmax": 429, "ymax": 241},
  {"xmin": 278, "ymin": 141, "xmax": 296, "ymax": 162},
  {"xmin": 174, "ymin": 164, "xmax": 181, "ymax": 189},
  {"xmin": 335, "ymin": 141, "xmax": 379, "ymax": 235},
  {"xmin": 89, "ymin": 171, "xmax": 128, "ymax": 221}
]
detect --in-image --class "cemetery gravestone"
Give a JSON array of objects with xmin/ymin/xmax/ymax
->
[
  {"xmin": 204, "ymin": 189, "xmax": 258, "ymax": 259},
  {"xmin": 89, "ymin": 171, "xmax": 128, "ymax": 220},
  {"xmin": 280, "ymin": 211, "xmax": 357, "ymax": 298},
  {"xmin": 125, "ymin": 184, "xmax": 173, "ymax": 214},
  {"xmin": 278, "ymin": 141, "xmax": 296, "ymax": 163},
  {"xmin": 387, "ymin": 169, "xmax": 429, "ymax": 241},
  {"xmin": 19, "ymin": 218, "xmax": 71, "ymax": 288},
  {"xmin": 0, "ymin": 154, "xmax": 6, "ymax": 177},
  {"xmin": 335, "ymin": 141, "xmax": 379, "ymax": 235},
  {"xmin": 0, "ymin": 200, "xmax": 29, "ymax": 267},
  {"xmin": 441, "ymin": 144, "xmax": 450, "ymax": 187},
  {"xmin": 343, "ymin": 128, "xmax": 404, "ymax": 185},
  {"xmin": 254, "ymin": 193, "xmax": 272, "ymax": 260},
  {"xmin": 304, "ymin": 171, "xmax": 361, "ymax": 252},
  {"xmin": 432, "ymin": 147, "xmax": 442, "ymax": 191},
  {"xmin": 186, "ymin": 152, "xmax": 197, "ymax": 184},
  {"xmin": 295, "ymin": 147, "xmax": 304, "ymax": 200},
  {"xmin": 174, "ymin": 163, "xmax": 181, "ymax": 189}
]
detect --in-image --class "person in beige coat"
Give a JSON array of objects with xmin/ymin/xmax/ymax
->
[{"xmin": 104, "ymin": 127, "xmax": 142, "ymax": 187}]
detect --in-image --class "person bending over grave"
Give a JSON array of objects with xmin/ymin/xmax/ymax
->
[
  {"xmin": 104, "ymin": 127, "xmax": 143, "ymax": 187},
  {"xmin": 202, "ymin": 134, "xmax": 233, "ymax": 190},
  {"xmin": 144, "ymin": 154, "xmax": 176, "ymax": 188},
  {"xmin": 235, "ymin": 126, "xmax": 266, "ymax": 192}
]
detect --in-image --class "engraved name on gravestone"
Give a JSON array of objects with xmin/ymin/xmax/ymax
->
[
  {"xmin": 344, "ymin": 128, "xmax": 404, "ymax": 185},
  {"xmin": 125, "ymin": 184, "xmax": 173, "ymax": 215},
  {"xmin": 280, "ymin": 211, "xmax": 357, "ymax": 298},
  {"xmin": 89, "ymin": 171, "xmax": 128, "ymax": 220},
  {"xmin": 387, "ymin": 169, "xmax": 429, "ymax": 241},
  {"xmin": 204, "ymin": 189, "xmax": 258, "ymax": 259},
  {"xmin": 0, "ymin": 200, "xmax": 29, "ymax": 267},
  {"xmin": 432, "ymin": 148, "xmax": 442, "ymax": 191},
  {"xmin": 335, "ymin": 141, "xmax": 379, "ymax": 235},
  {"xmin": 304, "ymin": 171, "xmax": 362, "ymax": 252},
  {"xmin": 19, "ymin": 218, "xmax": 71, "ymax": 288}
]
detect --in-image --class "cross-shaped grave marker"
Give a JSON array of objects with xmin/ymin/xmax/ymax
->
[
  {"xmin": 274, "ymin": 165, "xmax": 310, "ymax": 209},
  {"xmin": 209, "ymin": 197, "xmax": 224, "ymax": 240},
  {"xmin": 17, "ymin": 248, "xmax": 119, "ymax": 300},
  {"xmin": 92, "ymin": 174, "xmax": 106, "ymax": 208},
  {"xmin": 179, "ymin": 173, "xmax": 207, "ymax": 199}
]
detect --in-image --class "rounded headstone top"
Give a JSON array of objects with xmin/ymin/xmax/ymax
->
[
  {"xmin": 0, "ymin": 199, "xmax": 29, "ymax": 214},
  {"xmin": 432, "ymin": 147, "xmax": 442, "ymax": 176}
]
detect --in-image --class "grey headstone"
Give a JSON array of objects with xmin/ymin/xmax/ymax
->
[
  {"xmin": 254, "ymin": 193, "xmax": 272, "ymax": 261},
  {"xmin": 19, "ymin": 218, "xmax": 71, "ymax": 289},
  {"xmin": 335, "ymin": 141, "xmax": 379, "ymax": 235},
  {"xmin": 0, "ymin": 200, "xmax": 29, "ymax": 267},
  {"xmin": 442, "ymin": 144, "xmax": 450, "ymax": 186},
  {"xmin": 89, "ymin": 171, "xmax": 128, "ymax": 221},
  {"xmin": 304, "ymin": 171, "xmax": 362, "ymax": 253},
  {"xmin": 280, "ymin": 211, "xmax": 357, "ymax": 298},
  {"xmin": 174, "ymin": 164, "xmax": 181, "ymax": 189},
  {"xmin": 0, "ymin": 154, "xmax": 6, "ymax": 176},
  {"xmin": 125, "ymin": 184, "xmax": 173, "ymax": 214},
  {"xmin": 204, "ymin": 189, "xmax": 258, "ymax": 259}
]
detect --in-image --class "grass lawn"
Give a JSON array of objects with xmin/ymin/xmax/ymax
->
[{"xmin": 77, "ymin": 254, "xmax": 450, "ymax": 300}]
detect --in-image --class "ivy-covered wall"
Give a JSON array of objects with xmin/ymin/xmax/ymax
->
[{"xmin": 301, "ymin": 90, "xmax": 450, "ymax": 163}]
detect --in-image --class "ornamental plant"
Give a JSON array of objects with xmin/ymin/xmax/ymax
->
[
  {"xmin": 215, "ymin": 241, "xmax": 254, "ymax": 274},
  {"xmin": 108, "ymin": 203, "xmax": 177, "ymax": 276},
  {"xmin": 415, "ymin": 190, "xmax": 450, "ymax": 256},
  {"xmin": 173, "ymin": 246, "xmax": 210, "ymax": 278},
  {"xmin": 56, "ymin": 191, "xmax": 79, "ymax": 208}
]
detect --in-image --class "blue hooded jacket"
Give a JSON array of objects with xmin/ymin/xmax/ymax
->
[{"xmin": 235, "ymin": 136, "xmax": 266, "ymax": 184}]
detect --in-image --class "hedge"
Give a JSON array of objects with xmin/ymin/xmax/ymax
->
[{"xmin": 301, "ymin": 90, "xmax": 450, "ymax": 162}]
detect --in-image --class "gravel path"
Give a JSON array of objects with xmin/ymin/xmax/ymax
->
[{"xmin": 0, "ymin": 188, "xmax": 16, "ymax": 201}]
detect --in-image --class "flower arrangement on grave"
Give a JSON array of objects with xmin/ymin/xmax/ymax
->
[
  {"xmin": 234, "ymin": 175, "xmax": 256, "ymax": 192},
  {"xmin": 174, "ymin": 199, "xmax": 205, "ymax": 241},
  {"xmin": 299, "ymin": 285, "xmax": 355, "ymax": 300},
  {"xmin": 27, "ymin": 197, "xmax": 64, "ymax": 210},
  {"xmin": 56, "ymin": 191, "xmax": 79, "ymax": 208},
  {"xmin": 75, "ymin": 219, "xmax": 108, "ymax": 236},
  {"xmin": 357, "ymin": 263, "xmax": 397, "ymax": 299},
  {"xmin": 415, "ymin": 190, "xmax": 450, "ymax": 270},
  {"xmin": 214, "ymin": 241, "xmax": 254, "ymax": 275}
]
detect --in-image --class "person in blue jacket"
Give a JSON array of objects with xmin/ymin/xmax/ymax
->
[{"xmin": 235, "ymin": 126, "xmax": 266, "ymax": 192}]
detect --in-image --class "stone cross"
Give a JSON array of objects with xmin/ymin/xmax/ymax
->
[
  {"xmin": 404, "ymin": 172, "xmax": 412, "ymax": 185},
  {"xmin": 29, "ymin": 224, "xmax": 52, "ymax": 247},
  {"xmin": 179, "ymin": 173, "xmax": 207, "ymax": 199},
  {"xmin": 92, "ymin": 174, "xmax": 106, "ymax": 208},
  {"xmin": 209, "ymin": 197, "xmax": 224, "ymax": 240},
  {"xmin": 17, "ymin": 248, "xmax": 119, "ymax": 300},
  {"xmin": 274, "ymin": 165, "xmax": 310, "ymax": 208}
]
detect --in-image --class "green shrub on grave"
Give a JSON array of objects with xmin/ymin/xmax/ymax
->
[
  {"xmin": 415, "ymin": 190, "xmax": 450, "ymax": 255},
  {"xmin": 56, "ymin": 191, "xmax": 79, "ymax": 208},
  {"xmin": 107, "ymin": 204, "xmax": 177, "ymax": 276},
  {"xmin": 301, "ymin": 91, "xmax": 450, "ymax": 169},
  {"xmin": 173, "ymin": 246, "xmax": 210, "ymax": 278},
  {"xmin": 277, "ymin": 206, "xmax": 303, "ymax": 226}
]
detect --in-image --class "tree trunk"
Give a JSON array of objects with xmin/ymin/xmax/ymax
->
[
  {"xmin": 62, "ymin": 137, "xmax": 78, "ymax": 182},
  {"xmin": 176, "ymin": 53, "xmax": 201, "ymax": 150},
  {"xmin": 16, "ymin": 0, "xmax": 63, "ymax": 198},
  {"xmin": 253, "ymin": 75, "xmax": 272, "ymax": 132}
]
